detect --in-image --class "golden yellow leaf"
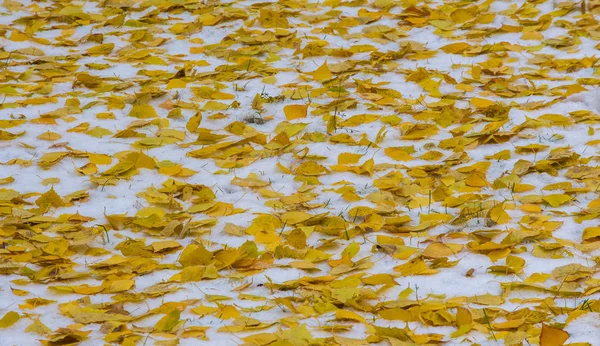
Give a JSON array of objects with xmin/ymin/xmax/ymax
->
[
  {"xmin": 394, "ymin": 258, "xmax": 439, "ymax": 276},
  {"xmin": 166, "ymin": 79, "xmax": 186, "ymax": 89},
  {"xmin": 335, "ymin": 309, "xmax": 366, "ymax": 323},
  {"xmin": 155, "ymin": 310, "xmax": 181, "ymax": 332},
  {"xmin": 582, "ymin": 227, "xmax": 600, "ymax": 243},
  {"xmin": 339, "ymin": 114, "xmax": 379, "ymax": 127},
  {"xmin": 470, "ymin": 97, "xmax": 495, "ymax": 108},
  {"xmin": 312, "ymin": 61, "xmax": 332, "ymax": 81},
  {"xmin": 456, "ymin": 307, "xmax": 472, "ymax": 326},
  {"xmin": 384, "ymin": 147, "xmax": 414, "ymax": 161},
  {"xmin": 0, "ymin": 311, "xmax": 19, "ymax": 328},
  {"xmin": 129, "ymin": 104, "xmax": 158, "ymax": 118},
  {"xmin": 283, "ymin": 104, "xmax": 308, "ymax": 120},
  {"xmin": 186, "ymin": 111, "xmax": 203, "ymax": 132},
  {"xmin": 540, "ymin": 323, "xmax": 569, "ymax": 346},
  {"xmin": 287, "ymin": 229, "xmax": 307, "ymax": 249},
  {"xmin": 36, "ymin": 187, "xmax": 64, "ymax": 208},
  {"xmin": 259, "ymin": 8, "xmax": 289, "ymax": 28},
  {"xmin": 0, "ymin": 176, "xmax": 15, "ymax": 185},
  {"xmin": 25, "ymin": 319, "xmax": 51, "ymax": 336},
  {"xmin": 422, "ymin": 242, "xmax": 456, "ymax": 259},
  {"xmin": 179, "ymin": 244, "xmax": 212, "ymax": 267},
  {"xmin": 542, "ymin": 194, "xmax": 573, "ymax": 207},
  {"xmin": 338, "ymin": 152, "xmax": 363, "ymax": 164},
  {"xmin": 88, "ymin": 153, "xmax": 112, "ymax": 165}
]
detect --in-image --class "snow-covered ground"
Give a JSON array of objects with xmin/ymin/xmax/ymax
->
[{"xmin": 0, "ymin": 0, "xmax": 599, "ymax": 344}]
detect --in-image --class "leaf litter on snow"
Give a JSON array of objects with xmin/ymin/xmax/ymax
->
[{"xmin": 0, "ymin": 0, "xmax": 600, "ymax": 345}]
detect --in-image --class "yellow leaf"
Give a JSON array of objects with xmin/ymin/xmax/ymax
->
[
  {"xmin": 465, "ymin": 172, "xmax": 487, "ymax": 187},
  {"xmin": 37, "ymin": 131, "xmax": 62, "ymax": 141},
  {"xmin": 283, "ymin": 104, "xmax": 308, "ymax": 120},
  {"xmin": 394, "ymin": 258, "xmax": 438, "ymax": 276},
  {"xmin": 400, "ymin": 123, "xmax": 438, "ymax": 140},
  {"xmin": 86, "ymin": 43, "xmax": 115, "ymax": 55},
  {"xmin": 450, "ymin": 8, "xmax": 475, "ymax": 23},
  {"xmin": 179, "ymin": 244, "xmax": 212, "ymax": 267},
  {"xmin": 487, "ymin": 248, "xmax": 511, "ymax": 262},
  {"xmin": 295, "ymin": 161, "xmax": 327, "ymax": 176},
  {"xmin": 361, "ymin": 274, "xmax": 397, "ymax": 287},
  {"xmin": 129, "ymin": 104, "xmax": 158, "ymax": 118},
  {"xmin": 384, "ymin": 147, "xmax": 413, "ymax": 161},
  {"xmin": 38, "ymin": 152, "xmax": 69, "ymax": 168},
  {"xmin": 525, "ymin": 273, "xmax": 551, "ymax": 284},
  {"xmin": 232, "ymin": 173, "xmax": 270, "ymax": 188},
  {"xmin": 10, "ymin": 30, "xmax": 29, "ymax": 42},
  {"xmin": 456, "ymin": 307, "xmax": 472, "ymax": 326},
  {"xmin": 217, "ymin": 305, "xmax": 240, "ymax": 320},
  {"xmin": 398, "ymin": 287, "xmax": 414, "ymax": 299},
  {"xmin": 348, "ymin": 206, "xmax": 375, "ymax": 218},
  {"xmin": 540, "ymin": 323, "xmax": 569, "ymax": 346},
  {"xmin": 542, "ymin": 194, "xmax": 573, "ymax": 207},
  {"xmin": 422, "ymin": 242, "xmax": 456, "ymax": 259},
  {"xmin": 456, "ymin": 83, "xmax": 475, "ymax": 92},
  {"xmin": 441, "ymin": 42, "xmax": 471, "ymax": 54},
  {"xmin": 0, "ymin": 311, "xmax": 19, "ymax": 328},
  {"xmin": 166, "ymin": 79, "xmax": 187, "ymax": 89},
  {"xmin": 0, "ymin": 176, "xmax": 15, "ymax": 185},
  {"xmin": 281, "ymin": 211, "xmax": 312, "ymax": 225},
  {"xmin": 180, "ymin": 266, "xmax": 206, "ymax": 282},
  {"xmin": 181, "ymin": 326, "xmax": 209, "ymax": 339},
  {"xmin": 335, "ymin": 309, "xmax": 366, "ymax": 324},
  {"xmin": 312, "ymin": 61, "xmax": 332, "ymax": 81},
  {"xmin": 451, "ymin": 324, "xmax": 472, "ymax": 337},
  {"xmin": 35, "ymin": 187, "xmax": 64, "ymax": 208},
  {"xmin": 274, "ymin": 121, "xmax": 308, "ymax": 137},
  {"xmin": 492, "ymin": 318, "xmax": 525, "ymax": 330},
  {"xmin": 582, "ymin": 227, "xmax": 600, "ymax": 243},
  {"xmin": 96, "ymin": 112, "xmax": 115, "ymax": 119},
  {"xmin": 488, "ymin": 204, "xmax": 511, "ymax": 224},
  {"xmin": 259, "ymin": 8, "xmax": 289, "ymax": 28},
  {"xmin": 202, "ymin": 100, "xmax": 229, "ymax": 111},
  {"xmin": 338, "ymin": 152, "xmax": 363, "ymax": 164},
  {"xmin": 339, "ymin": 114, "xmax": 379, "ymax": 127},
  {"xmin": 522, "ymin": 31, "xmax": 544, "ymax": 40},
  {"xmin": 25, "ymin": 319, "xmax": 51, "ymax": 336},
  {"xmin": 126, "ymin": 151, "xmax": 156, "ymax": 169},
  {"xmin": 76, "ymin": 163, "xmax": 97, "ymax": 175},
  {"xmin": 470, "ymin": 97, "xmax": 495, "ymax": 108},
  {"xmin": 155, "ymin": 310, "xmax": 181, "ymax": 332},
  {"xmin": 88, "ymin": 153, "xmax": 112, "ymax": 165},
  {"xmin": 10, "ymin": 287, "xmax": 28, "ymax": 296},
  {"xmin": 186, "ymin": 112, "xmax": 203, "ymax": 133},
  {"xmin": 485, "ymin": 150, "xmax": 511, "ymax": 160},
  {"xmin": 564, "ymin": 84, "xmax": 586, "ymax": 97},
  {"xmin": 379, "ymin": 308, "xmax": 414, "ymax": 321},
  {"xmin": 191, "ymin": 305, "xmax": 219, "ymax": 316},
  {"xmin": 242, "ymin": 333, "xmax": 278, "ymax": 345},
  {"xmin": 287, "ymin": 229, "xmax": 307, "ymax": 249}
]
